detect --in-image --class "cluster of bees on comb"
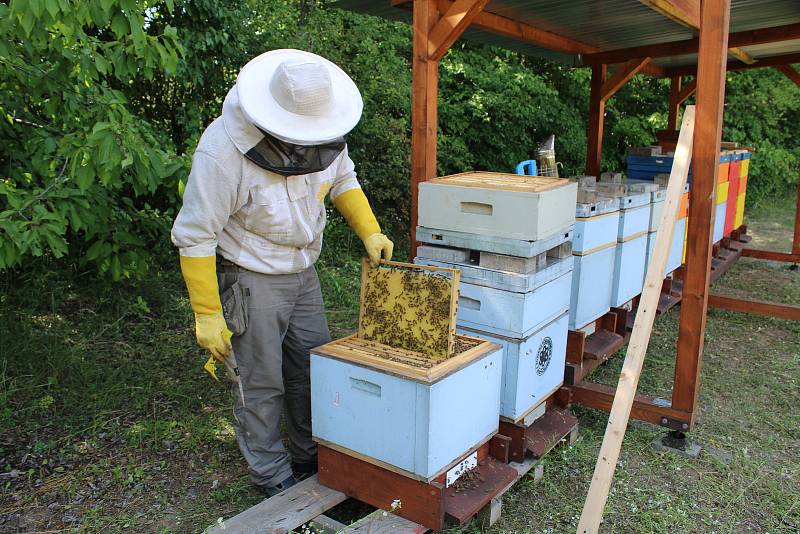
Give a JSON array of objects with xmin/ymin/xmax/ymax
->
[{"xmin": 360, "ymin": 263, "xmax": 454, "ymax": 359}]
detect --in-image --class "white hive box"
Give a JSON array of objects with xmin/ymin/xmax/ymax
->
[
  {"xmin": 418, "ymin": 172, "xmax": 577, "ymax": 242},
  {"xmin": 611, "ymin": 234, "xmax": 648, "ymax": 307},
  {"xmin": 458, "ymin": 311, "xmax": 568, "ymax": 423},
  {"xmin": 569, "ymin": 245, "xmax": 616, "ymax": 329},
  {"xmin": 311, "ymin": 334, "xmax": 502, "ymax": 481},
  {"xmin": 457, "ymin": 270, "xmax": 572, "ymax": 338}
]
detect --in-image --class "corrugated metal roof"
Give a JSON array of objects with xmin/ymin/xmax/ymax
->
[{"xmin": 334, "ymin": 0, "xmax": 800, "ymax": 69}]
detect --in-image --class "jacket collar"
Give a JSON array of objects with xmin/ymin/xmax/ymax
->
[{"xmin": 222, "ymin": 85, "xmax": 263, "ymax": 156}]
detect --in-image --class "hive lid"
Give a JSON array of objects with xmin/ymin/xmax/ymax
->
[
  {"xmin": 424, "ymin": 171, "xmax": 570, "ymax": 193},
  {"xmin": 312, "ymin": 334, "xmax": 500, "ymax": 383}
]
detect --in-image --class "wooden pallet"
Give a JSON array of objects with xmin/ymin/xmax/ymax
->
[{"xmin": 206, "ymin": 413, "xmax": 578, "ymax": 533}]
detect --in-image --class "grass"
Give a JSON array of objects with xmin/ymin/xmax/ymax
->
[{"xmin": 0, "ymin": 199, "xmax": 798, "ymax": 533}]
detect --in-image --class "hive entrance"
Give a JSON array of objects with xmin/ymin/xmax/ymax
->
[{"xmin": 358, "ymin": 258, "xmax": 460, "ymax": 361}]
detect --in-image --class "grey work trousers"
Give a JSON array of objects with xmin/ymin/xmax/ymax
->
[{"xmin": 218, "ymin": 263, "xmax": 330, "ymax": 487}]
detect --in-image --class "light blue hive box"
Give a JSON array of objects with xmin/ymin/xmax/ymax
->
[
  {"xmin": 457, "ymin": 269, "xmax": 572, "ymax": 338},
  {"xmin": 570, "ymin": 199, "xmax": 619, "ymax": 329},
  {"xmin": 610, "ymin": 192, "xmax": 651, "ymax": 307},
  {"xmin": 611, "ymin": 235, "xmax": 648, "ymax": 306},
  {"xmin": 311, "ymin": 334, "xmax": 502, "ymax": 481},
  {"xmin": 646, "ymin": 217, "xmax": 687, "ymax": 277},
  {"xmin": 458, "ymin": 311, "xmax": 568, "ymax": 423},
  {"xmin": 714, "ymin": 202, "xmax": 726, "ymax": 243}
]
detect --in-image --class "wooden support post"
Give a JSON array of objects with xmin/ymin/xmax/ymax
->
[
  {"xmin": 576, "ymin": 106, "xmax": 695, "ymax": 534},
  {"xmin": 410, "ymin": 0, "xmax": 440, "ymax": 257},
  {"xmin": 667, "ymin": 75, "xmax": 682, "ymax": 130},
  {"xmin": 586, "ymin": 64, "xmax": 607, "ymax": 177},
  {"xmin": 671, "ymin": 0, "xmax": 730, "ymax": 426}
]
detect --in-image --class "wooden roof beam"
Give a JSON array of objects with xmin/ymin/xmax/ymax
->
[
  {"xmin": 395, "ymin": 0, "xmax": 666, "ymax": 76},
  {"xmin": 584, "ymin": 22, "xmax": 800, "ymax": 65},
  {"xmin": 601, "ymin": 58, "xmax": 652, "ymax": 101},
  {"xmin": 638, "ymin": 0, "xmax": 699, "ymax": 29},
  {"xmin": 728, "ymin": 47, "xmax": 756, "ymax": 65},
  {"xmin": 776, "ymin": 64, "xmax": 800, "ymax": 87},
  {"xmin": 667, "ymin": 52, "xmax": 800, "ymax": 76},
  {"xmin": 427, "ymin": 0, "xmax": 490, "ymax": 61}
]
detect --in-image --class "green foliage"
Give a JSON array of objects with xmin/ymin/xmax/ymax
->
[
  {"xmin": 0, "ymin": 0, "xmax": 184, "ymax": 279},
  {"xmin": 1, "ymin": 0, "xmax": 797, "ymax": 277}
]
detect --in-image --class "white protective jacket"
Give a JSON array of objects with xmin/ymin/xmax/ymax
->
[{"xmin": 171, "ymin": 87, "xmax": 362, "ymax": 274}]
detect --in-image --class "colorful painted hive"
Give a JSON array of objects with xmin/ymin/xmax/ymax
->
[
  {"xmin": 310, "ymin": 334, "xmax": 502, "ymax": 480},
  {"xmin": 458, "ymin": 311, "xmax": 568, "ymax": 423},
  {"xmin": 418, "ymin": 172, "xmax": 577, "ymax": 241},
  {"xmin": 359, "ymin": 259, "xmax": 459, "ymax": 360}
]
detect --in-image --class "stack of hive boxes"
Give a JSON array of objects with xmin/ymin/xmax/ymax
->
[
  {"xmin": 653, "ymin": 177, "xmax": 689, "ymax": 272},
  {"xmin": 415, "ymin": 172, "xmax": 577, "ymax": 424},
  {"xmin": 629, "ymin": 181, "xmax": 665, "ymax": 284},
  {"xmin": 714, "ymin": 151, "xmax": 733, "ymax": 243},
  {"xmin": 734, "ymin": 151, "xmax": 751, "ymax": 229},
  {"xmin": 569, "ymin": 177, "xmax": 620, "ymax": 329},
  {"xmin": 607, "ymin": 183, "xmax": 651, "ymax": 307}
]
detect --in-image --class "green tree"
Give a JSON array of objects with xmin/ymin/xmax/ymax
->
[{"xmin": 0, "ymin": 0, "xmax": 183, "ymax": 279}]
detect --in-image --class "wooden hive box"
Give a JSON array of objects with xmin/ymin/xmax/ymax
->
[
  {"xmin": 311, "ymin": 259, "xmax": 503, "ymax": 481},
  {"xmin": 569, "ymin": 245, "xmax": 616, "ymax": 329},
  {"xmin": 573, "ymin": 201, "xmax": 620, "ymax": 255},
  {"xmin": 456, "ymin": 270, "xmax": 571, "ymax": 339},
  {"xmin": 418, "ymin": 172, "xmax": 577, "ymax": 242},
  {"xmin": 310, "ymin": 333, "xmax": 502, "ymax": 481},
  {"xmin": 458, "ymin": 311, "xmax": 569, "ymax": 423},
  {"xmin": 616, "ymin": 192, "xmax": 651, "ymax": 241},
  {"xmin": 611, "ymin": 235, "xmax": 648, "ymax": 307}
]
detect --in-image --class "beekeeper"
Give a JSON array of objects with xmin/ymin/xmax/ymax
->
[{"xmin": 171, "ymin": 49, "xmax": 393, "ymax": 496}]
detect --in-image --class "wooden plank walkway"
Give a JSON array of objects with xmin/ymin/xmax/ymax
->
[{"xmin": 207, "ymin": 475, "xmax": 346, "ymax": 534}]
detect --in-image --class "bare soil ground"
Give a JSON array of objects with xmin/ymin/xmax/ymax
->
[{"xmin": 1, "ymin": 199, "xmax": 797, "ymax": 533}]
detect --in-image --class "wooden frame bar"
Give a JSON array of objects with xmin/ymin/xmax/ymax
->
[
  {"xmin": 671, "ymin": 0, "xmax": 730, "ymax": 426},
  {"xmin": 584, "ymin": 22, "xmax": 800, "ymax": 66},
  {"xmin": 428, "ymin": 0, "xmax": 489, "ymax": 61},
  {"xmin": 667, "ymin": 52, "xmax": 800, "ymax": 76},
  {"xmin": 568, "ymin": 381, "xmax": 691, "ymax": 430},
  {"xmin": 708, "ymin": 294, "xmax": 800, "ymax": 321},
  {"xmin": 637, "ymin": 0, "xmax": 698, "ymax": 28},
  {"xmin": 601, "ymin": 58, "xmax": 652, "ymax": 101}
]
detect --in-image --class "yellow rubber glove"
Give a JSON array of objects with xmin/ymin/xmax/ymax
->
[
  {"xmin": 364, "ymin": 233, "xmax": 394, "ymax": 265},
  {"xmin": 334, "ymin": 188, "xmax": 394, "ymax": 265},
  {"xmin": 179, "ymin": 255, "xmax": 233, "ymax": 362}
]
